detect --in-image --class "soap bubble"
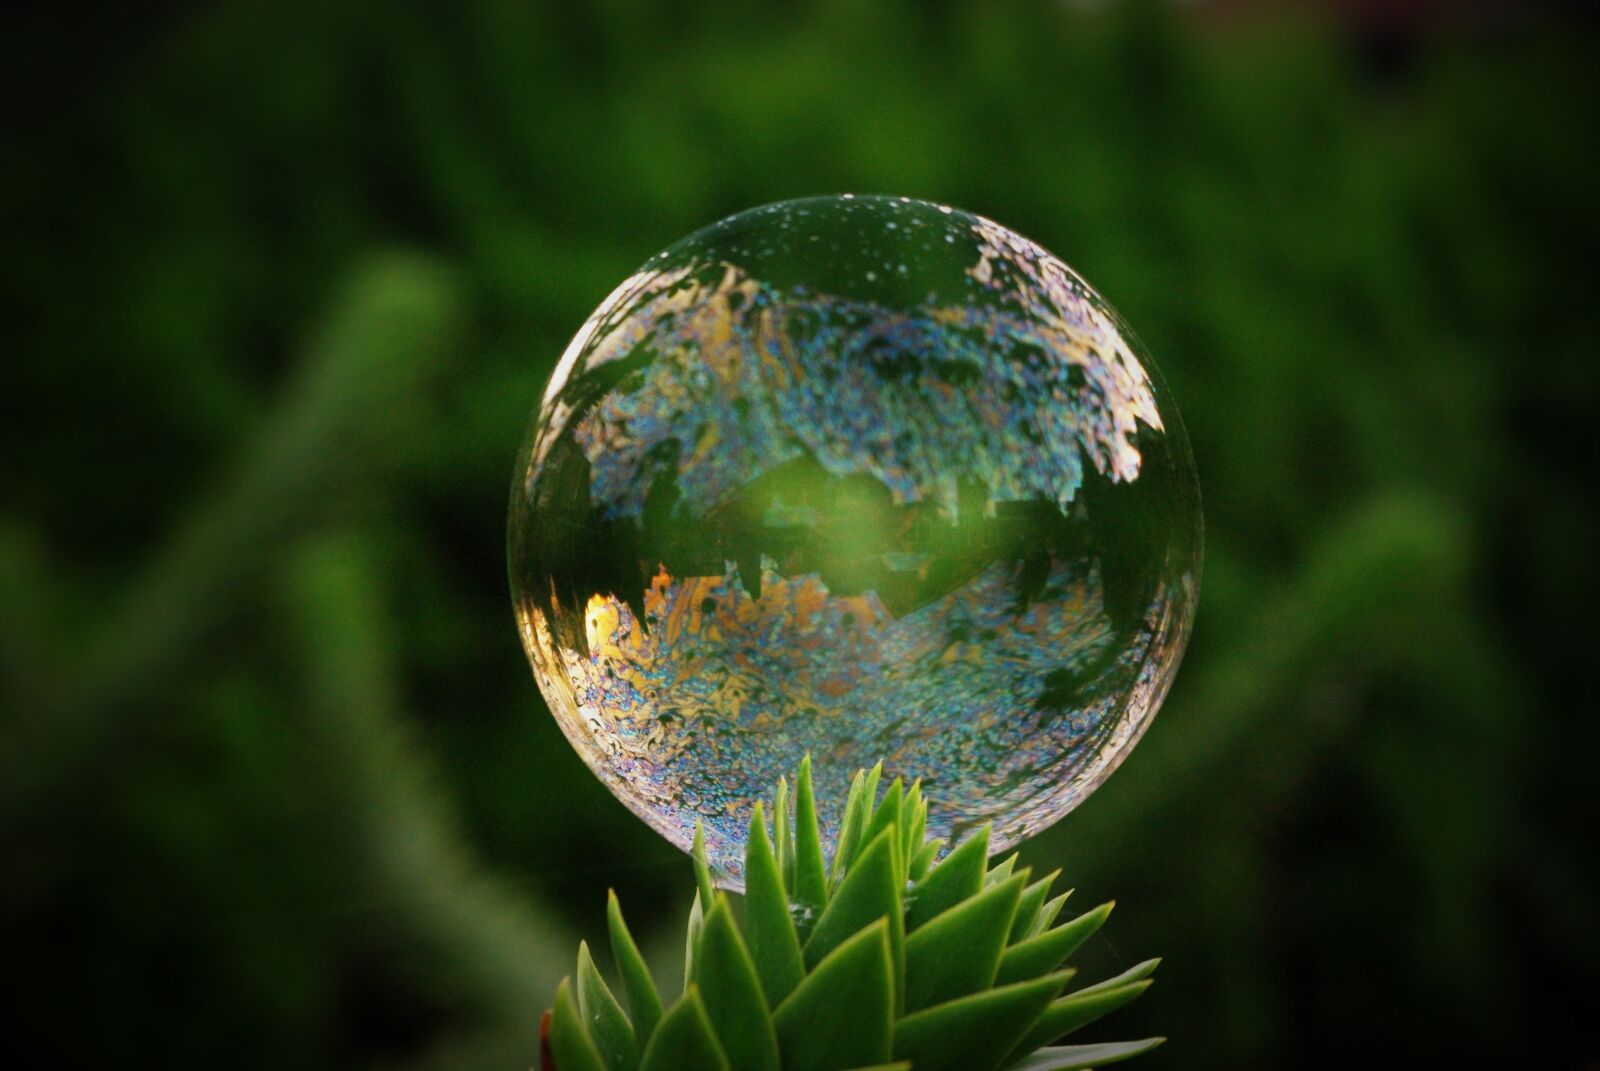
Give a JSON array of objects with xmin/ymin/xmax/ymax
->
[{"xmin": 510, "ymin": 195, "xmax": 1200, "ymax": 886}]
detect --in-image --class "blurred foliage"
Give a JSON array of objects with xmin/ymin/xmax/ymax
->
[{"xmin": 2, "ymin": 1, "xmax": 1596, "ymax": 1069}]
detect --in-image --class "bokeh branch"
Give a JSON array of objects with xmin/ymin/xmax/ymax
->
[{"xmin": 282, "ymin": 536, "xmax": 568, "ymax": 1071}]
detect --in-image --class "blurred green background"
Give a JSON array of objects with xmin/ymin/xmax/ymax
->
[{"xmin": 3, "ymin": 0, "xmax": 1597, "ymax": 1067}]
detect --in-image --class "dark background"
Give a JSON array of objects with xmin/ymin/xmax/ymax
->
[{"xmin": 3, "ymin": 1, "xmax": 1597, "ymax": 1068}]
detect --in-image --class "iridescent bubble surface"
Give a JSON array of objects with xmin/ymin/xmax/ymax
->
[{"xmin": 509, "ymin": 195, "xmax": 1201, "ymax": 886}]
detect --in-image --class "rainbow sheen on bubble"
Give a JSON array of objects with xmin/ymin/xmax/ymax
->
[{"xmin": 509, "ymin": 195, "xmax": 1201, "ymax": 886}]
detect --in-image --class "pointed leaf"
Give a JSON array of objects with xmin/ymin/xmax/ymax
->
[
  {"xmin": 1009, "ymin": 981, "xmax": 1153, "ymax": 1057},
  {"xmin": 691, "ymin": 898, "xmax": 779, "ymax": 1071},
  {"xmin": 692, "ymin": 821, "xmax": 716, "ymax": 909},
  {"xmin": 890, "ymin": 972, "xmax": 1067, "ymax": 1071},
  {"xmin": 549, "ymin": 977, "xmax": 607, "ymax": 1071},
  {"xmin": 1010, "ymin": 869, "xmax": 1060, "ymax": 941},
  {"xmin": 840, "ymin": 762, "xmax": 886, "ymax": 881},
  {"xmin": 906, "ymin": 826, "xmax": 989, "ymax": 931},
  {"xmin": 792, "ymin": 755, "xmax": 828, "ymax": 929},
  {"xmin": 1072, "ymin": 957, "xmax": 1161, "ymax": 997},
  {"xmin": 908, "ymin": 837, "xmax": 944, "ymax": 881},
  {"xmin": 743, "ymin": 802, "xmax": 805, "ymax": 1007},
  {"xmin": 985, "ymin": 852, "xmax": 1019, "ymax": 886},
  {"xmin": 774, "ymin": 776, "xmax": 792, "ymax": 894},
  {"xmin": 903, "ymin": 873, "xmax": 1025, "ymax": 1012},
  {"xmin": 577, "ymin": 941, "xmax": 639, "ymax": 1071},
  {"xmin": 773, "ymin": 920, "xmax": 894, "ymax": 1071},
  {"xmin": 638, "ymin": 988, "xmax": 729, "ymax": 1071},
  {"xmin": 1029, "ymin": 889, "xmax": 1072, "ymax": 938},
  {"xmin": 996, "ymin": 922, "xmax": 1087, "ymax": 986},
  {"xmin": 830, "ymin": 769, "xmax": 870, "ymax": 886},
  {"xmin": 607, "ymin": 891, "xmax": 663, "ymax": 1046},
  {"xmin": 861, "ymin": 761, "xmax": 883, "ymax": 817},
  {"xmin": 804, "ymin": 826, "xmax": 904, "ymax": 1014},
  {"xmin": 1005, "ymin": 1039, "xmax": 1165, "ymax": 1070},
  {"xmin": 1038, "ymin": 902, "xmax": 1114, "ymax": 966},
  {"xmin": 683, "ymin": 892, "xmax": 704, "ymax": 991},
  {"xmin": 860, "ymin": 778, "xmax": 903, "ymax": 859},
  {"xmin": 901, "ymin": 781, "xmax": 925, "ymax": 861}
]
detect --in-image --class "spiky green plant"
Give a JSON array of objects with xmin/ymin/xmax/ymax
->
[{"xmin": 540, "ymin": 757, "xmax": 1162, "ymax": 1071}]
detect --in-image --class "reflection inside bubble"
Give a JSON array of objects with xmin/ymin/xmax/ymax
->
[{"xmin": 510, "ymin": 194, "xmax": 1201, "ymax": 885}]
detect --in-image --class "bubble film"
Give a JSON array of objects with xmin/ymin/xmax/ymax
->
[{"xmin": 510, "ymin": 195, "xmax": 1201, "ymax": 885}]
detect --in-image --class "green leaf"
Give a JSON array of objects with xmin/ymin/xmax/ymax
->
[
  {"xmin": 985, "ymin": 852, "xmax": 1019, "ymax": 886},
  {"xmin": 691, "ymin": 898, "xmax": 780, "ymax": 1071},
  {"xmin": 792, "ymin": 755, "xmax": 828, "ymax": 932},
  {"xmin": 552, "ymin": 763, "xmax": 1165, "ymax": 1071},
  {"xmin": 773, "ymin": 920, "xmax": 894, "ymax": 1071},
  {"xmin": 1005, "ymin": 1038, "xmax": 1165, "ymax": 1070},
  {"xmin": 805, "ymin": 826, "xmax": 904, "ymax": 1001},
  {"xmin": 1010, "ymin": 869, "xmax": 1060, "ymax": 941},
  {"xmin": 1037, "ymin": 901, "xmax": 1114, "ymax": 966},
  {"xmin": 908, "ymin": 837, "xmax": 944, "ymax": 881},
  {"xmin": 830, "ymin": 769, "xmax": 870, "ymax": 886},
  {"xmin": 638, "ymin": 988, "xmax": 729, "ymax": 1071},
  {"xmin": 774, "ymin": 776, "xmax": 792, "ymax": 893},
  {"xmin": 860, "ymin": 777, "xmax": 903, "ymax": 860},
  {"xmin": 683, "ymin": 891, "xmax": 704, "ymax": 991},
  {"xmin": 903, "ymin": 873, "xmax": 1025, "ymax": 1012},
  {"xmin": 890, "ymin": 972, "xmax": 1068, "ymax": 1071},
  {"xmin": 549, "ymin": 977, "xmax": 607, "ymax": 1071},
  {"xmin": 1071, "ymin": 957, "xmax": 1160, "ymax": 997},
  {"xmin": 742, "ymin": 802, "xmax": 805, "ymax": 1007},
  {"xmin": 692, "ymin": 820, "xmax": 716, "ymax": 910},
  {"xmin": 607, "ymin": 891, "xmax": 663, "ymax": 1047},
  {"xmin": 577, "ymin": 941, "xmax": 639, "ymax": 1071},
  {"xmin": 860, "ymin": 761, "xmax": 883, "ymax": 830},
  {"xmin": 995, "ymin": 923, "xmax": 1086, "ymax": 986},
  {"xmin": 901, "ymin": 781, "xmax": 925, "ymax": 861},
  {"xmin": 1009, "ymin": 981, "xmax": 1153, "ymax": 1057},
  {"xmin": 1029, "ymin": 890, "xmax": 1072, "ymax": 938},
  {"xmin": 906, "ymin": 826, "xmax": 989, "ymax": 932}
]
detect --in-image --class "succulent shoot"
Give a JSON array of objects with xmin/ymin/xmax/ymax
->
[{"xmin": 541, "ymin": 757, "xmax": 1162, "ymax": 1071}]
